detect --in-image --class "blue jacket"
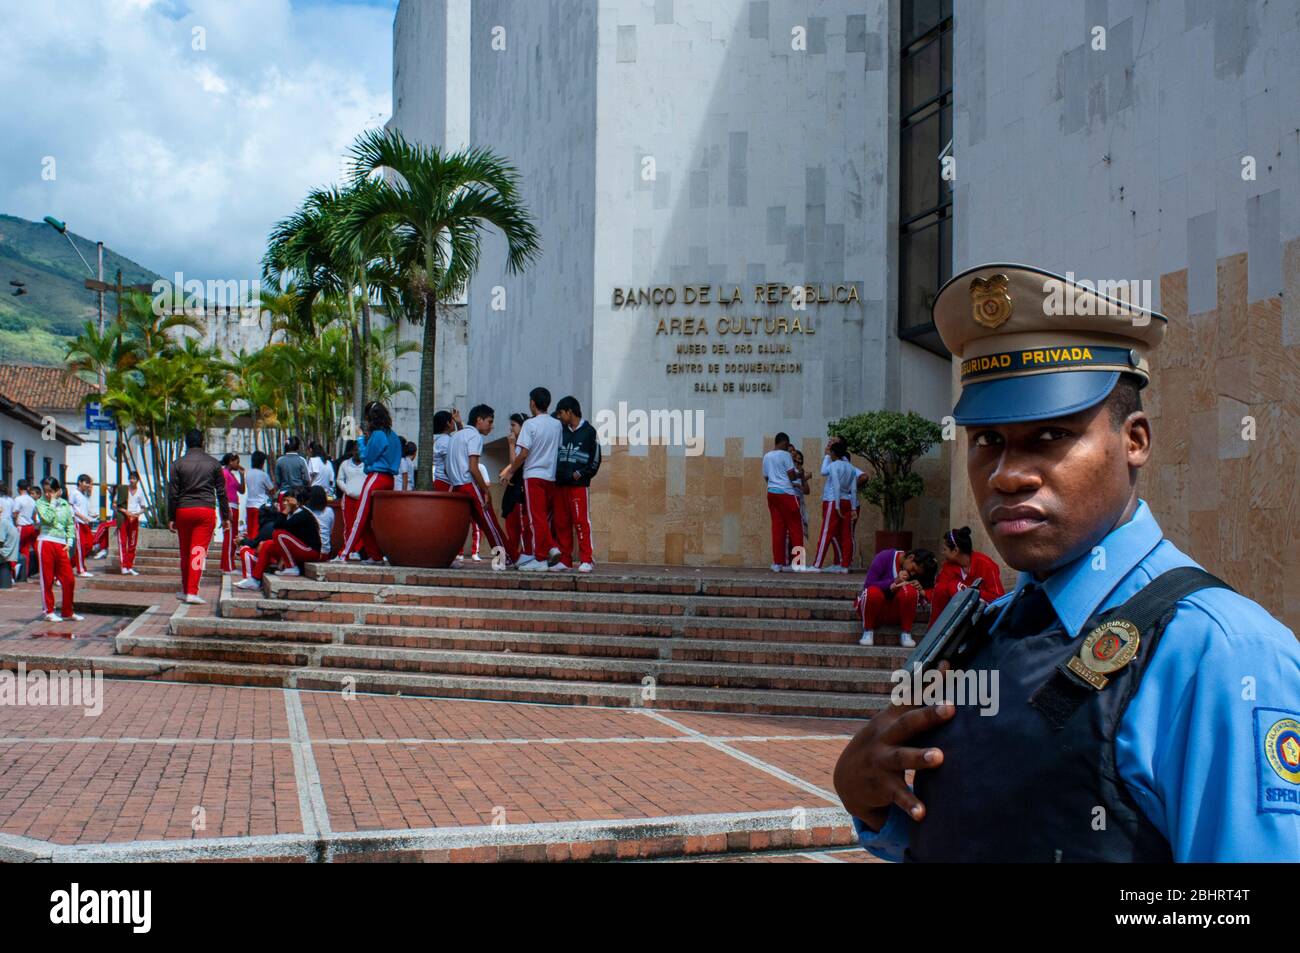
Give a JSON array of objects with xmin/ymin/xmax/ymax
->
[{"xmin": 362, "ymin": 428, "xmax": 401, "ymax": 475}]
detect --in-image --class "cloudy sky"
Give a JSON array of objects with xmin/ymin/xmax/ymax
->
[{"xmin": 1, "ymin": 0, "xmax": 396, "ymax": 283}]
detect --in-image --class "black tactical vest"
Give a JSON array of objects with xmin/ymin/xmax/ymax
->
[{"xmin": 907, "ymin": 567, "xmax": 1230, "ymax": 863}]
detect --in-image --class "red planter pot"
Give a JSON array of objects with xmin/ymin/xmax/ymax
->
[
  {"xmin": 874, "ymin": 530, "xmax": 914, "ymax": 555},
  {"xmin": 327, "ymin": 499, "xmax": 345, "ymax": 555},
  {"xmin": 370, "ymin": 490, "xmax": 472, "ymax": 568}
]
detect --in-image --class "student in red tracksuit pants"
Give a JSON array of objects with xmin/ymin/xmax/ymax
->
[
  {"xmin": 115, "ymin": 474, "xmax": 147, "ymax": 574},
  {"xmin": 235, "ymin": 488, "xmax": 326, "ymax": 588},
  {"xmin": 501, "ymin": 413, "xmax": 533, "ymax": 560},
  {"xmin": 811, "ymin": 440, "xmax": 856, "ymax": 572},
  {"xmin": 336, "ymin": 402, "xmax": 399, "ymax": 562},
  {"xmin": 853, "ymin": 548, "xmax": 938, "ymax": 648},
  {"xmin": 219, "ymin": 454, "xmax": 245, "ymax": 573},
  {"xmin": 34, "ymin": 478, "xmax": 80, "ymax": 621},
  {"xmin": 449, "ymin": 404, "xmax": 516, "ymax": 569},
  {"xmin": 14, "ymin": 481, "xmax": 39, "ymax": 572},
  {"xmin": 553, "ymin": 396, "xmax": 601, "ymax": 571},
  {"xmin": 500, "ymin": 387, "xmax": 564, "ymax": 571},
  {"xmin": 167, "ymin": 429, "xmax": 230, "ymax": 604},
  {"xmin": 761, "ymin": 433, "xmax": 805, "ymax": 571}
]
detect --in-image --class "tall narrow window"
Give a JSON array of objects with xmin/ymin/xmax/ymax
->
[
  {"xmin": 898, "ymin": 0, "xmax": 953, "ymax": 357},
  {"xmin": 1, "ymin": 440, "xmax": 11, "ymax": 488},
  {"xmin": 24, "ymin": 449, "xmax": 35, "ymax": 482}
]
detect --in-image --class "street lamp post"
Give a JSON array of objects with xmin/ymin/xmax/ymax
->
[{"xmin": 44, "ymin": 216, "xmax": 109, "ymax": 521}]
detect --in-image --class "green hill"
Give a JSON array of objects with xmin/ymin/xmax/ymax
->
[{"xmin": 0, "ymin": 214, "xmax": 163, "ymax": 365}]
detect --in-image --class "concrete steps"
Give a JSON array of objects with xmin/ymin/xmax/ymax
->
[{"xmin": 93, "ymin": 545, "xmax": 926, "ymax": 716}]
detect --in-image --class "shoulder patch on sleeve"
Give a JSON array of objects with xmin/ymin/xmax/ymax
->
[{"xmin": 1255, "ymin": 707, "xmax": 1300, "ymax": 815}]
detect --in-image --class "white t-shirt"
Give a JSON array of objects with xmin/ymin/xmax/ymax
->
[
  {"xmin": 12, "ymin": 495, "xmax": 36, "ymax": 527},
  {"xmin": 244, "ymin": 468, "xmax": 275, "ymax": 509},
  {"xmin": 336, "ymin": 458, "xmax": 366, "ymax": 500},
  {"xmin": 432, "ymin": 433, "xmax": 451, "ymax": 483},
  {"xmin": 125, "ymin": 486, "xmax": 148, "ymax": 516},
  {"xmin": 515, "ymin": 414, "xmax": 562, "ymax": 481},
  {"xmin": 397, "ymin": 456, "xmax": 416, "ymax": 491},
  {"xmin": 820, "ymin": 456, "xmax": 857, "ymax": 503},
  {"xmin": 308, "ymin": 457, "xmax": 336, "ymax": 494},
  {"xmin": 0, "ymin": 495, "xmax": 12, "ymax": 523},
  {"xmin": 762, "ymin": 449, "xmax": 797, "ymax": 494},
  {"xmin": 69, "ymin": 487, "xmax": 92, "ymax": 522},
  {"xmin": 446, "ymin": 427, "xmax": 483, "ymax": 487},
  {"xmin": 849, "ymin": 466, "xmax": 863, "ymax": 510},
  {"xmin": 311, "ymin": 506, "xmax": 335, "ymax": 557}
]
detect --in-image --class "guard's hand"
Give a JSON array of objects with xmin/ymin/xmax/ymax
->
[
  {"xmin": 833, "ymin": 692, "xmax": 955, "ymax": 830},
  {"xmin": 168, "ymin": 521, "xmax": 176, "ymax": 533}
]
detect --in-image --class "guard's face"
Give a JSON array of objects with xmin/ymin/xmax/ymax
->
[{"xmin": 965, "ymin": 400, "xmax": 1149, "ymax": 576}]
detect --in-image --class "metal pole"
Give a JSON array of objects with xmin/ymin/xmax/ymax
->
[{"xmin": 97, "ymin": 242, "xmax": 107, "ymax": 521}]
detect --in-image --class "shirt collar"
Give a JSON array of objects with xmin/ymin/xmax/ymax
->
[{"xmin": 1011, "ymin": 499, "xmax": 1164, "ymax": 637}]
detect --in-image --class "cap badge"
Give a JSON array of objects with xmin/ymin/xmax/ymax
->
[{"xmin": 970, "ymin": 274, "xmax": 1013, "ymax": 329}]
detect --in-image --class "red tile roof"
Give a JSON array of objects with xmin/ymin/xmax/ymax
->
[{"xmin": 0, "ymin": 363, "xmax": 98, "ymax": 411}]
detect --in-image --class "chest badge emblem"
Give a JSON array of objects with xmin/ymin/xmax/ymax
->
[{"xmin": 1066, "ymin": 619, "xmax": 1141, "ymax": 690}]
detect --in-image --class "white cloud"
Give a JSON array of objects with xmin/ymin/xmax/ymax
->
[{"xmin": 0, "ymin": 0, "xmax": 393, "ymax": 284}]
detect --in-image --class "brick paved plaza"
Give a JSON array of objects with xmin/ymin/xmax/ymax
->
[{"xmin": 0, "ymin": 537, "xmax": 879, "ymax": 863}]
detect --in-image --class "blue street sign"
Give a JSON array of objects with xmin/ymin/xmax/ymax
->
[{"xmin": 85, "ymin": 402, "xmax": 116, "ymax": 432}]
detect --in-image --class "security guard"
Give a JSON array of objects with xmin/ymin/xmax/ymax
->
[{"xmin": 833, "ymin": 264, "xmax": 1300, "ymax": 862}]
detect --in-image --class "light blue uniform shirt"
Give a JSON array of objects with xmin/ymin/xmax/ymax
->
[{"xmin": 856, "ymin": 500, "xmax": 1300, "ymax": 862}]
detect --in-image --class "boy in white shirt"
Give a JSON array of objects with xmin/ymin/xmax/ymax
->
[
  {"xmin": 70, "ymin": 474, "xmax": 112, "ymax": 576},
  {"xmin": 115, "ymin": 471, "xmax": 148, "ymax": 574},
  {"xmin": 499, "ymin": 387, "xmax": 564, "ymax": 571},
  {"xmin": 12, "ymin": 480, "xmax": 38, "ymax": 571},
  {"xmin": 448, "ymin": 405, "xmax": 516, "ymax": 569},
  {"xmin": 761, "ymin": 432, "xmax": 804, "ymax": 572}
]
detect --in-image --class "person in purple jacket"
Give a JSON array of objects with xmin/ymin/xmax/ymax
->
[{"xmin": 853, "ymin": 547, "xmax": 937, "ymax": 648}]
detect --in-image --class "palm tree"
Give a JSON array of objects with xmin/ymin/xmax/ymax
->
[{"xmin": 340, "ymin": 128, "xmax": 540, "ymax": 490}]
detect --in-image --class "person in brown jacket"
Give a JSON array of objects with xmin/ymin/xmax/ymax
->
[{"xmin": 167, "ymin": 428, "xmax": 229, "ymax": 604}]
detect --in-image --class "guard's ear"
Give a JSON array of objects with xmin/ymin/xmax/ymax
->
[{"xmin": 1124, "ymin": 411, "xmax": 1152, "ymax": 469}]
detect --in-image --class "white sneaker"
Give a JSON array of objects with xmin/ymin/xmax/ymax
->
[
  {"xmin": 800, "ymin": 566, "xmax": 821, "ymax": 574},
  {"xmin": 471, "ymin": 554, "xmax": 482, "ymax": 562},
  {"xmin": 578, "ymin": 563, "xmax": 594, "ymax": 573},
  {"xmin": 771, "ymin": 564, "xmax": 784, "ymax": 573},
  {"xmin": 859, "ymin": 630, "xmax": 874, "ymax": 647},
  {"xmin": 93, "ymin": 550, "xmax": 107, "ymax": 560},
  {"xmin": 63, "ymin": 613, "xmax": 85, "ymax": 622},
  {"xmin": 899, "ymin": 632, "xmax": 916, "ymax": 649},
  {"xmin": 235, "ymin": 578, "xmax": 261, "ymax": 591},
  {"xmin": 278, "ymin": 567, "xmax": 301, "ymax": 577},
  {"xmin": 549, "ymin": 563, "xmax": 570, "ymax": 572},
  {"xmin": 825, "ymin": 566, "xmax": 849, "ymax": 574},
  {"xmin": 347, "ymin": 553, "xmax": 362, "ymax": 562},
  {"xmin": 518, "ymin": 560, "xmax": 549, "ymax": 572},
  {"xmin": 517, "ymin": 555, "xmax": 537, "ymax": 568},
  {"xmin": 43, "ymin": 612, "xmax": 62, "ymax": 623},
  {"xmin": 127, "ymin": 568, "xmax": 140, "ymax": 576},
  {"xmin": 546, "ymin": 547, "xmax": 562, "ymax": 567},
  {"xmin": 77, "ymin": 572, "xmax": 94, "ymax": 579},
  {"xmin": 184, "ymin": 594, "xmax": 206, "ymax": 605},
  {"xmin": 121, "ymin": 568, "xmax": 132, "ymax": 575}
]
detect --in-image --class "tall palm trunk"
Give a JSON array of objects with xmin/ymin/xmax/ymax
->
[
  {"xmin": 360, "ymin": 295, "xmax": 373, "ymax": 413},
  {"xmin": 415, "ymin": 289, "xmax": 438, "ymax": 491},
  {"xmin": 351, "ymin": 321, "xmax": 364, "ymax": 427}
]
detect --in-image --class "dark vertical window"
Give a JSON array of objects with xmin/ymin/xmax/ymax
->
[
  {"xmin": 1, "ymin": 440, "xmax": 11, "ymax": 488},
  {"xmin": 59, "ymin": 463, "xmax": 68, "ymax": 489},
  {"xmin": 898, "ymin": 0, "xmax": 953, "ymax": 357},
  {"xmin": 43, "ymin": 457, "xmax": 52, "ymax": 480},
  {"xmin": 24, "ymin": 449, "xmax": 35, "ymax": 482}
]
